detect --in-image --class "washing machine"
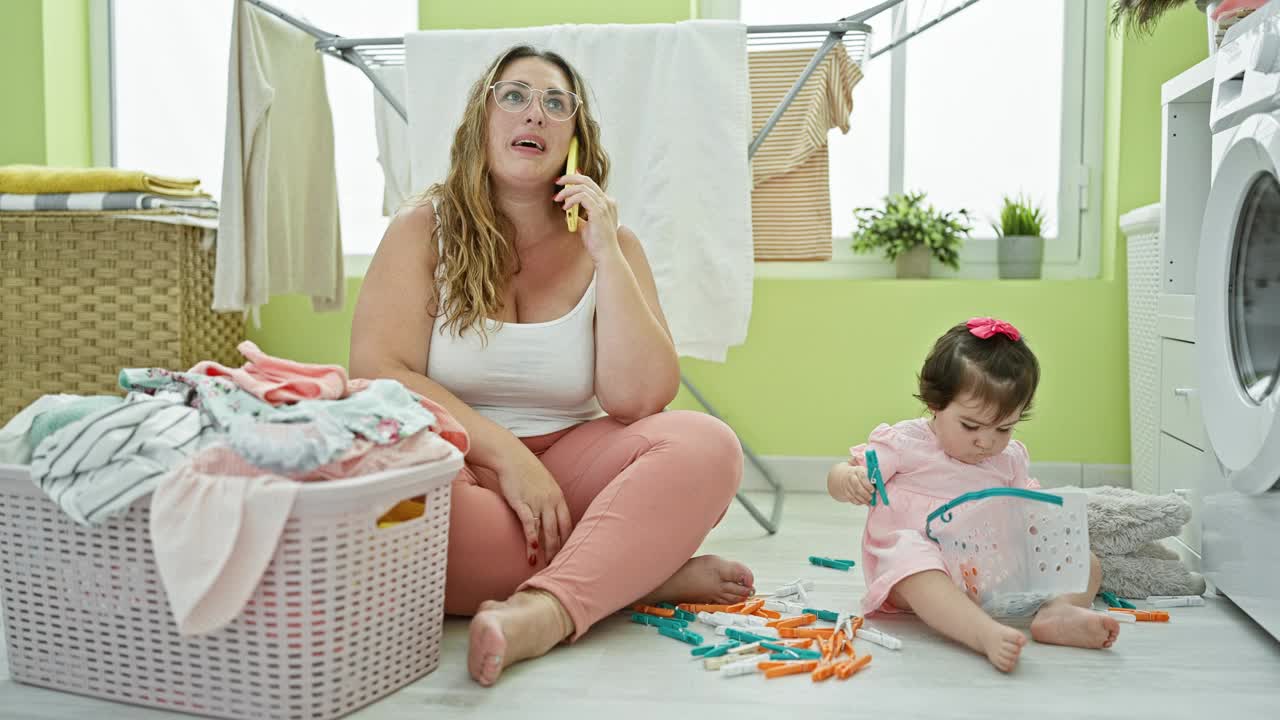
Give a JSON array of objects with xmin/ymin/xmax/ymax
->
[{"xmin": 1199, "ymin": 2, "xmax": 1280, "ymax": 641}]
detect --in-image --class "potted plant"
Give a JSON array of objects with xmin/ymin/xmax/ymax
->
[
  {"xmin": 851, "ymin": 191, "xmax": 969, "ymax": 279},
  {"xmin": 994, "ymin": 194, "xmax": 1046, "ymax": 279}
]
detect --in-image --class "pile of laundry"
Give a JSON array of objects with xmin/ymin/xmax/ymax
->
[
  {"xmin": 0, "ymin": 341, "xmax": 468, "ymax": 635},
  {"xmin": 1086, "ymin": 486, "xmax": 1206, "ymax": 598}
]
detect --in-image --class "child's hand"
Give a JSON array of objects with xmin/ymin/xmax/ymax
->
[{"xmin": 827, "ymin": 462, "xmax": 875, "ymax": 505}]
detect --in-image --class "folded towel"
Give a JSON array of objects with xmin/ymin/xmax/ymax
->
[
  {"xmin": 0, "ymin": 191, "xmax": 217, "ymax": 213},
  {"xmin": 1099, "ymin": 549, "xmax": 1207, "ymax": 598},
  {"xmin": 0, "ymin": 165, "xmax": 206, "ymax": 197},
  {"xmin": 1086, "ymin": 486, "xmax": 1192, "ymax": 556}
]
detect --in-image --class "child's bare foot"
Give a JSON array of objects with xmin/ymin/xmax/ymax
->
[
  {"xmin": 639, "ymin": 554, "xmax": 755, "ymax": 605},
  {"xmin": 978, "ymin": 622, "xmax": 1027, "ymax": 672},
  {"xmin": 467, "ymin": 590, "xmax": 573, "ymax": 686},
  {"xmin": 1031, "ymin": 602, "xmax": 1120, "ymax": 649}
]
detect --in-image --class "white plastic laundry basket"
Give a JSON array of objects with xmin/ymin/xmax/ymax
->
[
  {"xmin": 925, "ymin": 487, "xmax": 1090, "ymax": 617},
  {"xmin": 0, "ymin": 452, "xmax": 462, "ymax": 720}
]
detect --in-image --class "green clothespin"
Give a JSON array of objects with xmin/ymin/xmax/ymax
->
[
  {"xmin": 866, "ymin": 449, "xmax": 890, "ymax": 506},
  {"xmin": 630, "ymin": 613, "xmax": 688, "ymax": 630},
  {"xmin": 808, "ymin": 556, "xmax": 855, "ymax": 571},
  {"xmin": 658, "ymin": 626, "xmax": 703, "ymax": 645},
  {"xmin": 655, "ymin": 602, "xmax": 678, "ymax": 610},
  {"xmin": 1100, "ymin": 591, "xmax": 1136, "ymax": 609},
  {"xmin": 673, "ymin": 608, "xmax": 697, "ymax": 622},
  {"xmin": 725, "ymin": 628, "xmax": 770, "ymax": 644},
  {"xmin": 802, "ymin": 607, "xmax": 840, "ymax": 622},
  {"xmin": 691, "ymin": 641, "xmax": 739, "ymax": 657}
]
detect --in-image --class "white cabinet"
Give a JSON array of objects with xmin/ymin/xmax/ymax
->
[
  {"xmin": 1159, "ymin": 338, "xmax": 1205, "ymax": 451},
  {"xmin": 1158, "ymin": 432, "xmax": 1203, "ymax": 557},
  {"xmin": 1146, "ymin": 58, "xmax": 1216, "ymax": 564}
]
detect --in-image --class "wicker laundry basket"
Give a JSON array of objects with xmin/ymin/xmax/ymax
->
[{"xmin": 0, "ymin": 211, "xmax": 244, "ymax": 423}]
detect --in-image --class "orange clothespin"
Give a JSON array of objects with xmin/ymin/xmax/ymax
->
[
  {"xmin": 768, "ymin": 613, "xmax": 817, "ymax": 629},
  {"xmin": 740, "ymin": 599, "xmax": 766, "ymax": 616},
  {"xmin": 827, "ymin": 630, "xmax": 846, "ymax": 661},
  {"xmin": 811, "ymin": 663, "xmax": 837, "ymax": 682},
  {"xmin": 1109, "ymin": 608, "xmax": 1170, "ymax": 622},
  {"xmin": 726, "ymin": 601, "xmax": 747, "ymax": 613},
  {"xmin": 834, "ymin": 654, "xmax": 872, "ymax": 680},
  {"xmin": 754, "ymin": 608, "xmax": 782, "ymax": 619},
  {"xmin": 631, "ymin": 604, "xmax": 674, "ymax": 618},
  {"xmin": 780, "ymin": 627, "xmax": 835, "ymax": 640},
  {"xmin": 764, "ymin": 660, "xmax": 819, "ymax": 679}
]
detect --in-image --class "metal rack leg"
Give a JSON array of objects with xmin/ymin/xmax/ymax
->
[{"xmin": 681, "ymin": 373, "xmax": 782, "ymax": 534}]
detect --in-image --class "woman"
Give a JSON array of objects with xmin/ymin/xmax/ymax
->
[{"xmin": 350, "ymin": 45, "xmax": 753, "ymax": 687}]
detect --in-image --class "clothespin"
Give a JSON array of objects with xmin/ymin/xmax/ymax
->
[
  {"xmin": 865, "ymin": 449, "xmax": 890, "ymax": 506},
  {"xmin": 834, "ymin": 654, "xmax": 872, "ymax": 680},
  {"xmin": 802, "ymin": 607, "xmax": 840, "ymax": 622},
  {"xmin": 1108, "ymin": 608, "xmax": 1170, "ymax": 622},
  {"xmin": 1146, "ymin": 595, "xmax": 1204, "ymax": 608},
  {"xmin": 658, "ymin": 626, "xmax": 704, "ymax": 645},
  {"xmin": 632, "ymin": 604, "xmax": 677, "ymax": 618},
  {"xmin": 1099, "ymin": 591, "xmax": 1135, "ymax": 610},
  {"xmin": 854, "ymin": 625, "xmax": 902, "ymax": 650},
  {"xmin": 767, "ymin": 613, "xmax": 817, "ymax": 629},
  {"xmin": 629, "ymin": 612, "xmax": 687, "ymax": 630},
  {"xmin": 808, "ymin": 556, "xmax": 855, "ymax": 571}
]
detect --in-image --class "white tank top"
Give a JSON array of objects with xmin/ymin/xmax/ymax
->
[{"xmin": 425, "ymin": 233, "xmax": 606, "ymax": 438}]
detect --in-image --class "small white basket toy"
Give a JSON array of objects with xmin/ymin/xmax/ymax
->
[
  {"xmin": 925, "ymin": 487, "xmax": 1090, "ymax": 617},
  {"xmin": 0, "ymin": 453, "xmax": 461, "ymax": 720}
]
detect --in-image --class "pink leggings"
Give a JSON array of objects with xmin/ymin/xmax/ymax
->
[{"xmin": 443, "ymin": 410, "xmax": 743, "ymax": 639}]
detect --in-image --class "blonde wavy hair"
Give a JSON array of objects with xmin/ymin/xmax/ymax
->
[{"xmin": 421, "ymin": 45, "xmax": 610, "ymax": 340}]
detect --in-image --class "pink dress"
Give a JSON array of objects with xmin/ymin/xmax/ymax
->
[{"xmin": 851, "ymin": 418, "xmax": 1040, "ymax": 615}]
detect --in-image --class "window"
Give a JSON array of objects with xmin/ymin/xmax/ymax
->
[
  {"xmin": 738, "ymin": 0, "xmax": 1105, "ymax": 278},
  {"xmin": 108, "ymin": 0, "xmax": 416, "ymax": 259}
]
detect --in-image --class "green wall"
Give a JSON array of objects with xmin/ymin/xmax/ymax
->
[
  {"xmin": 1, "ymin": 0, "xmax": 50, "ymax": 165},
  {"xmin": 41, "ymin": 0, "xmax": 92, "ymax": 167},
  {"xmin": 0, "ymin": 0, "xmax": 92, "ymax": 167},
  {"xmin": 238, "ymin": 3, "xmax": 1204, "ymax": 463}
]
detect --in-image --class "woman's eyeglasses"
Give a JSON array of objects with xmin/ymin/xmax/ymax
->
[{"xmin": 489, "ymin": 80, "xmax": 581, "ymax": 122}]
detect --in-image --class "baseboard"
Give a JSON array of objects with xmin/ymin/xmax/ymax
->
[{"xmin": 741, "ymin": 456, "xmax": 1131, "ymax": 493}]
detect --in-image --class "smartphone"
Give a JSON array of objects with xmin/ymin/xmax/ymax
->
[{"xmin": 565, "ymin": 136, "xmax": 580, "ymax": 232}]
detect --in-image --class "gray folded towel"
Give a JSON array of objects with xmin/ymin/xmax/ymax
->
[
  {"xmin": 1088, "ymin": 487, "xmax": 1204, "ymax": 599},
  {"xmin": 1087, "ymin": 486, "xmax": 1192, "ymax": 556},
  {"xmin": 1099, "ymin": 542, "xmax": 1207, "ymax": 598}
]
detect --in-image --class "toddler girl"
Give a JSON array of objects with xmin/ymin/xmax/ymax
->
[{"xmin": 827, "ymin": 318, "xmax": 1119, "ymax": 672}]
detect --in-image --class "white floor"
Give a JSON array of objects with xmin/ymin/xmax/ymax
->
[{"xmin": 3, "ymin": 493, "xmax": 1279, "ymax": 720}]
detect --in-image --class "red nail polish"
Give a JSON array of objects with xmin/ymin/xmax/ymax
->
[
  {"xmin": 528, "ymin": 554, "xmax": 537, "ymax": 566},
  {"xmin": 531, "ymin": 540, "xmax": 539, "ymax": 550}
]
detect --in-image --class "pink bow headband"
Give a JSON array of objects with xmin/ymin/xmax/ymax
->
[{"xmin": 967, "ymin": 317, "xmax": 1021, "ymax": 342}]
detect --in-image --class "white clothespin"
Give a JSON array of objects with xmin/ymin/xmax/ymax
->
[
  {"xmin": 698, "ymin": 611, "xmax": 766, "ymax": 628},
  {"xmin": 721, "ymin": 657, "xmax": 764, "ymax": 677},
  {"xmin": 1146, "ymin": 595, "xmax": 1204, "ymax": 607},
  {"xmin": 855, "ymin": 625, "xmax": 902, "ymax": 650},
  {"xmin": 715, "ymin": 625, "xmax": 779, "ymax": 639}
]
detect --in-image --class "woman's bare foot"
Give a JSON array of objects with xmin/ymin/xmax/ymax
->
[
  {"xmin": 467, "ymin": 589, "xmax": 573, "ymax": 687},
  {"xmin": 639, "ymin": 554, "xmax": 755, "ymax": 606},
  {"xmin": 1030, "ymin": 602, "xmax": 1120, "ymax": 649},
  {"xmin": 978, "ymin": 621, "xmax": 1027, "ymax": 673}
]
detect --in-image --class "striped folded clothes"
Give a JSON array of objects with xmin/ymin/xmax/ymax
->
[
  {"xmin": 0, "ymin": 191, "xmax": 218, "ymax": 213},
  {"xmin": 0, "ymin": 165, "xmax": 207, "ymax": 197}
]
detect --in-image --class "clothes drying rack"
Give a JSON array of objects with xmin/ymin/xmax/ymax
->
[{"xmin": 242, "ymin": 0, "xmax": 982, "ymax": 534}]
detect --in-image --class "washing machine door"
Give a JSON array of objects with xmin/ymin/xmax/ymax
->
[{"xmin": 1198, "ymin": 112, "xmax": 1280, "ymax": 495}]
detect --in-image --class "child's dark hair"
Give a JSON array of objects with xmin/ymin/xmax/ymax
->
[{"xmin": 915, "ymin": 320, "xmax": 1040, "ymax": 421}]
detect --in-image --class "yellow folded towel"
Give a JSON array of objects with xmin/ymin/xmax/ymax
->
[{"xmin": 0, "ymin": 165, "xmax": 208, "ymax": 197}]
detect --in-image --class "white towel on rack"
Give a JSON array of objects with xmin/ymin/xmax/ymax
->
[
  {"xmin": 216, "ymin": 1, "xmax": 344, "ymax": 316},
  {"xmin": 370, "ymin": 66, "xmax": 412, "ymax": 215},
  {"xmin": 404, "ymin": 21, "xmax": 753, "ymax": 362}
]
